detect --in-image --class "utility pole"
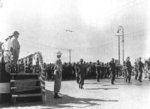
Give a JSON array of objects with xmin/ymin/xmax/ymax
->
[
  {"xmin": 116, "ymin": 32, "xmax": 121, "ymax": 64},
  {"xmin": 118, "ymin": 35, "xmax": 120, "ymax": 64},
  {"xmin": 117, "ymin": 25, "xmax": 124, "ymax": 64},
  {"xmin": 69, "ymin": 49, "xmax": 71, "ymax": 63},
  {"xmin": 65, "ymin": 29, "xmax": 73, "ymax": 63},
  {"xmin": 122, "ymin": 27, "xmax": 124, "ymax": 64}
]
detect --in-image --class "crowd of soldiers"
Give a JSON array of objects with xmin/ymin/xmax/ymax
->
[
  {"xmin": 45, "ymin": 61, "xmax": 113, "ymax": 81},
  {"xmin": 45, "ymin": 57, "xmax": 150, "ymax": 85}
]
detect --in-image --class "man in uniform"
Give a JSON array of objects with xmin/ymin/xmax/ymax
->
[
  {"xmin": 54, "ymin": 51, "xmax": 62, "ymax": 98},
  {"xmin": 138, "ymin": 57, "xmax": 144, "ymax": 82},
  {"xmin": 96, "ymin": 60, "xmax": 101, "ymax": 82},
  {"xmin": 147, "ymin": 58, "xmax": 150, "ymax": 81},
  {"xmin": 10, "ymin": 31, "xmax": 20, "ymax": 65},
  {"xmin": 109, "ymin": 58, "xmax": 116, "ymax": 85},
  {"xmin": 78, "ymin": 59, "xmax": 86, "ymax": 89},
  {"xmin": 125, "ymin": 57, "xmax": 132, "ymax": 83},
  {"xmin": 134, "ymin": 59, "xmax": 139, "ymax": 80}
]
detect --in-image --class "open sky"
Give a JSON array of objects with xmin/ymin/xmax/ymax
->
[{"xmin": 0, "ymin": 0, "xmax": 149, "ymax": 64}]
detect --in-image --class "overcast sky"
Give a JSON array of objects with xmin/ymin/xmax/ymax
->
[{"xmin": 0, "ymin": 0, "xmax": 149, "ymax": 63}]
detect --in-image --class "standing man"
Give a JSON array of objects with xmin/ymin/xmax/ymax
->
[
  {"xmin": 96, "ymin": 60, "xmax": 101, "ymax": 82},
  {"xmin": 138, "ymin": 57, "xmax": 144, "ymax": 82},
  {"xmin": 10, "ymin": 31, "xmax": 20, "ymax": 65},
  {"xmin": 125, "ymin": 57, "xmax": 132, "ymax": 83},
  {"xmin": 109, "ymin": 58, "xmax": 116, "ymax": 85},
  {"xmin": 54, "ymin": 51, "xmax": 63, "ymax": 98},
  {"xmin": 78, "ymin": 59, "xmax": 86, "ymax": 89},
  {"xmin": 74, "ymin": 63, "xmax": 80, "ymax": 84}
]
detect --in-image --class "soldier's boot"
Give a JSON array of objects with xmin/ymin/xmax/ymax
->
[
  {"xmin": 81, "ymin": 85, "xmax": 84, "ymax": 89},
  {"xmin": 79, "ymin": 84, "xmax": 81, "ymax": 89},
  {"xmin": 54, "ymin": 93, "xmax": 62, "ymax": 99}
]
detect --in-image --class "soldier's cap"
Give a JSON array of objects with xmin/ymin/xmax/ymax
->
[
  {"xmin": 13, "ymin": 31, "xmax": 19, "ymax": 36},
  {"xmin": 56, "ymin": 51, "xmax": 62, "ymax": 56}
]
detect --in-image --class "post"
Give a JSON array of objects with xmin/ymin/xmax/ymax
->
[
  {"xmin": 122, "ymin": 28, "xmax": 124, "ymax": 64},
  {"xmin": 69, "ymin": 49, "xmax": 71, "ymax": 63},
  {"xmin": 118, "ymin": 35, "xmax": 120, "ymax": 64},
  {"xmin": 117, "ymin": 25, "xmax": 124, "ymax": 64}
]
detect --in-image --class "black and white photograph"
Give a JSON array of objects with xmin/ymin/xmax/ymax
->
[{"xmin": 0, "ymin": 0, "xmax": 150, "ymax": 109}]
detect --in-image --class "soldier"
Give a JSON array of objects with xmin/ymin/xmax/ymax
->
[
  {"xmin": 54, "ymin": 51, "xmax": 63, "ymax": 98},
  {"xmin": 74, "ymin": 62, "xmax": 80, "ymax": 83},
  {"xmin": 78, "ymin": 59, "xmax": 86, "ymax": 89},
  {"xmin": 138, "ymin": 57, "xmax": 144, "ymax": 82},
  {"xmin": 125, "ymin": 57, "xmax": 132, "ymax": 83},
  {"xmin": 109, "ymin": 58, "xmax": 116, "ymax": 85},
  {"xmin": 147, "ymin": 58, "xmax": 150, "ymax": 81},
  {"xmin": 134, "ymin": 59, "xmax": 139, "ymax": 80},
  {"xmin": 10, "ymin": 31, "xmax": 20, "ymax": 65},
  {"xmin": 96, "ymin": 60, "xmax": 101, "ymax": 82}
]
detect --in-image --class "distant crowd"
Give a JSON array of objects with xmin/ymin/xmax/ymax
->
[{"xmin": 44, "ymin": 57, "xmax": 150, "ymax": 82}]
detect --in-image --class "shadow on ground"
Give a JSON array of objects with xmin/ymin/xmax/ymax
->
[
  {"xmin": 85, "ymin": 88, "xmax": 118, "ymax": 90},
  {"xmin": 43, "ymin": 90, "xmax": 118, "ymax": 109},
  {"xmin": 85, "ymin": 82, "xmax": 99, "ymax": 84},
  {"xmin": 0, "ymin": 90, "xmax": 118, "ymax": 109}
]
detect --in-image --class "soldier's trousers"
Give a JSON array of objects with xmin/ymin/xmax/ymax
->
[
  {"xmin": 79, "ymin": 74, "xmax": 85, "ymax": 87},
  {"xmin": 138, "ymin": 70, "xmax": 143, "ymax": 82},
  {"xmin": 135, "ymin": 69, "xmax": 138, "ymax": 80},
  {"xmin": 111, "ymin": 71, "xmax": 115, "ymax": 84},
  {"xmin": 76, "ymin": 72, "xmax": 79, "ymax": 83},
  {"xmin": 126, "ymin": 70, "xmax": 131, "ymax": 83},
  {"xmin": 54, "ymin": 71, "xmax": 62, "ymax": 93},
  {"xmin": 96, "ymin": 71, "xmax": 100, "ymax": 82}
]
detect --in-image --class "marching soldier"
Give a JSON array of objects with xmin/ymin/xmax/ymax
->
[
  {"xmin": 147, "ymin": 58, "xmax": 150, "ymax": 81},
  {"xmin": 54, "ymin": 51, "xmax": 63, "ymax": 98},
  {"xmin": 134, "ymin": 59, "xmax": 139, "ymax": 80},
  {"xmin": 109, "ymin": 58, "xmax": 116, "ymax": 85},
  {"xmin": 96, "ymin": 60, "xmax": 101, "ymax": 82},
  {"xmin": 138, "ymin": 57, "xmax": 144, "ymax": 82},
  {"xmin": 125, "ymin": 57, "xmax": 132, "ymax": 83},
  {"xmin": 74, "ymin": 63, "xmax": 80, "ymax": 83},
  {"xmin": 78, "ymin": 59, "xmax": 86, "ymax": 89}
]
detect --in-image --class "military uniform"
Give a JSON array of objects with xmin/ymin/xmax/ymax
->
[
  {"xmin": 96, "ymin": 60, "xmax": 101, "ymax": 82},
  {"xmin": 134, "ymin": 60, "xmax": 138, "ymax": 80},
  {"xmin": 10, "ymin": 36, "xmax": 20, "ymax": 65},
  {"xmin": 109, "ymin": 59, "xmax": 116, "ymax": 84},
  {"xmin": 78, "ymin": 59, "xmax": 86, "ymax": 89},
  {"xmin": 138, "ymin": 59, "xmax": 144, "ymax": 82},
  {"xmin": 54, "ymin": 51, "xmax": 62, "ymax": 98},
  {"xmin": 126, "ymin": 58, "xmax": 132, "ymax": 83},
  {"xmin": 75, "ymin": 63, "xmax": 80, "ymax": 83}
]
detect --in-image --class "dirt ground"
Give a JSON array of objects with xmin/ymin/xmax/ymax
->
[{"xmin": 1, "ymin": 77, "xmax": 150, "ymax": 109}]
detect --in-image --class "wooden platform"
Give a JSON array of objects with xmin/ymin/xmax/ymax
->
[{"xmin": 10, "ymin": 73, "xmax": 46, "ymax": 105}]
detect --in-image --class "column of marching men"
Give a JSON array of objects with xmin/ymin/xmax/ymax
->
[{"xmin": 45, "ymin": 57, "xmax": 150, "ymax": 85}]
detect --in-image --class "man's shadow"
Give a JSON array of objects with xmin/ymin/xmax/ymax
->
[
  {"xmin": 85, "ymin": 87, "xmax": 118, "ymax": 90},
  {"xmin": 0, "ymin": 90, "xmax": 118, "ymax": 109},
  {"xmin": 43, "ymin": 90, "xmax": 118, "ymax": 109}
]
